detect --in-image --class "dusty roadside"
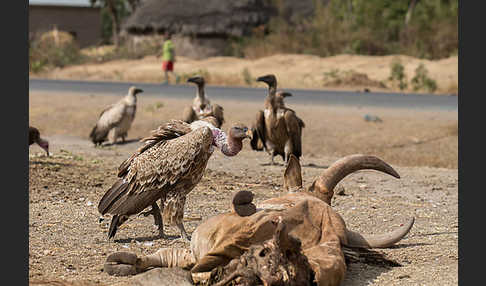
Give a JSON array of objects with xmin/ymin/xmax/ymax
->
[
  {"xmin": 30, "ymin": 53, "xmax": 458, "ymax": 95},
  {"xmin": 29, "ymin": 90, "xmax": 458, "ymax": 285}
]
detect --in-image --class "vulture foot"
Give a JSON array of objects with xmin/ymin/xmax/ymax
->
[
  {"xmin": 104, "ymin": 251, "xmax": 141, "ymax": 276},
  {"xmin": 177, "ymin": 222, "xmax": 191, "ymax": 242}
]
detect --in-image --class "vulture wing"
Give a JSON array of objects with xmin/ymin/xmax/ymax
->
[
  {"xmin": 90, "ymin": 102, "xmax": 127, "ymax": 143},
  {"xmin": 211, "ymin": 104, "xmax": 225, "ymax": 128},
  {"xmin": 182, "ymin": 106, "xmax": 197, "ymax": 123},
  {"xmin": 251, "ymin": 110, "xmax": 267, "ymax": 151},
  {"xmin": 284, "ymin": 110, "xmax": 303, "ymax": 159},
  {"xmin": 117, "ymin": 120, "xmax": 193, "ymax": 177},
  {"xmin": 98, "ymin": 121, "xmax": 212, "ymax": 216},
  {"xmin": 29, "ymin": 126, "xmax": 40, "ymax": 145}
]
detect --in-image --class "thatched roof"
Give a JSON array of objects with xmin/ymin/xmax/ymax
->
[{"xmin": 122, "ymin": 0, "xmax": 276, "ymax": 37}]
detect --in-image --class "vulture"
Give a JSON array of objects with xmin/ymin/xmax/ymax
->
[
  {"xmin": 98, "ymin": 117, "xmax": 252, "ymax": 241},
  {"xmin": 250, "ymin": 75, "xmax": 305, "ymax": 164},
  {"xmin": 275, "ymin": 90, "xmax": 292, "ymax": 109},
  {"xmin": 89, "ymin": 86, "xmax": 143, "ymax": 146},
  {"xmin": 182, "ymin": 76, "xmax": 225, "ymax": 128},
  {"xmin": 29, "ymin": 126, "xmax": 49, "ymax": 156}
]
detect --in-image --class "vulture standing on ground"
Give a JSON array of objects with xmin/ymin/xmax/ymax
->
[
  {"xmin": 182, "ymin": 76, "xmax": 225, "ymax": 128},
  {"xmin": 98, "ymin": 117, "xmax": 252, "ymax": 241},
  {"xmin": 29, "ymin": 126, "xmax": 49, "ymax": 156},
  {"xmin": 89, "ymin": 86, "xmax": 143, "ymax": 146},
  {"xmin": 250, "ymin": 75, "xmax": 305, "ymax": 164}
]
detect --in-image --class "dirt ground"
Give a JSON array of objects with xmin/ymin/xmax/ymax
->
[
  {"xmin": 29, "ymin": 91, "xmax": 458, "ymax": 285},
  {"xmin": 31, "ymin": 53, "xmax": 458, "ymax": 95}
]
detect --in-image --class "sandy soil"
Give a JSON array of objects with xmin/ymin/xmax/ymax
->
[
  {"xmin": 29, "ymin": 91, "xmax": 458, "ymax": 285},
  {"xmin": 30, "ymin": 53, "xmax": 458, "ymax": 95}
]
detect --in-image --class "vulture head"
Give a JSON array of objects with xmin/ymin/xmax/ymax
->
[
  {"xmin": 276, "ymin": 91, "xmax": 292, "ymax": 98},
  {"xmin": 29, "ymin": 126, "xmax": 49, "ymax": 156},
  {"xmin": 187, "ymin": 76, "xmax": 205, "ymax": 87},
  {"xmin": 128, "ymin": 86, "xmax": 144, "ymax": 96},
  {"xmin": 256, "ymin": 74, "xmax": 277, "ymax": 89},
  {"xmin": 228, "ymin": 124, "xmax": 252, "ymax": 141}
]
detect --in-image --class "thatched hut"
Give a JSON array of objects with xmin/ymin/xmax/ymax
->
[{"xmin": 120, "ymin": 0, "xmax": 320, "ymax": 59}]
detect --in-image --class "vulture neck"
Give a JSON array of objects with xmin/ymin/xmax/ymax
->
[
  {"xmin": 212, "ymin": 129, "xmax": 242, "ymax": 157},
  {"xmin": 265, "ymin": 85, "xmax": 279, "ymax": 113},
  {"xmin": 196, "ymin": 84, "xmax": 206, "ymax": 101},
  {"xmin": 125, "ymin": 93, "xmax": 137, "ymax": 106}
]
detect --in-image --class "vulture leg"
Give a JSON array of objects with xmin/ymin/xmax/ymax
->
[
  {"xmin": 120, "ymin": 132, "xmax": 127, "ymax": 143},
  {"xmin": 177, "ymin": 222, "xmax": 190, "ymax": 242},
  {"xmin": 139, "ymin": 202, "xmax": 166, "ymax": 238},
  {"xmin": 108, "ymin": 128, "xmax": 118, "ymax": 145},
  {"xmin": 271, "ymin": 152, "xmax": 276, "ymax": 165}
]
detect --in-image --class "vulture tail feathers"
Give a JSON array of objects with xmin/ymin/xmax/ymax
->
[
  {"xmin": 90, "ymin": 125, "xmax": 108, "ymax": 144},
  {"xmin": 108, "ymin": 215, "xmax": 121, "ymax": 239},
  {"xmin": 98, "ymin": 179, "xmax": 130, "ymax": 215}
]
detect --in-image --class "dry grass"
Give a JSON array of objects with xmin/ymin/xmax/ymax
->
[{"xmin": 31, "ymin": 53, "xmax": 458, "ymax": 95}]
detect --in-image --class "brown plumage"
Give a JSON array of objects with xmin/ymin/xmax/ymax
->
[
  {"xmin": 29, "ymin": 126, "xmax": 49, "ymax": 156},
  {"xmin": 182, "ymin": 76, "xmax": 225, "ymax": 128},
  {"xmin": 98, "ymin": 117, "xmax": 251, "ymax": 240},
  {"xmin": 90, "ymin": 86, "xmax": 143, "ymax": 146},
  {"xmin": 250, "ymin": 75, "xmax": 305, "ymax": 164}
]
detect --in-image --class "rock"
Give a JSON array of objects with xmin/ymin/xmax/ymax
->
[
  {"xmin": 364, "ymin": 114, "xmax": 383, "ymax": 123},
  {"xmin": 112, "ymin": 268, "xmax": 193, "ymax": 286}
]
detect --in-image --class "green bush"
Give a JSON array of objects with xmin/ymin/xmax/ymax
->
[
  {"xmin": 411, "ymin": 63, "xmax": 437, "ymax": 93},
  {"xmin": 229, "ymin": 0, "xmax": 457, "ymax": 60},
  {"xmin": 388, "ymin": 58, "xmax": 408, "ymax": 90},
  {"xmin": 242, "ymin": 68, "xmax": 253, "ymax": 86}
]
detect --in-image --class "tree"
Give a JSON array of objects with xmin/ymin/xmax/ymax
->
[{"xmin": 90, "ymin": 0, "xmax": 139, "ymax": 46}]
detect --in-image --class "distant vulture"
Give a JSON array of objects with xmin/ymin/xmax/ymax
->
[
  {"xmin": 250, "ymin": 75, "xmax": 305, "ymax": 164},
  {"xmin": 182, "ymin": 76, "xmax": 225, "ymax": 128},
  {"xmin": 275, "ymin": 90, "xmax": 292, "ymax": 109},
  {"xmin": 89, "ymin": 86, "xmax": 143, "ymax": 145},
  {"xmin": 29, "ymin": 126, "xmax": 49, "ymax": 156},
  {"xmin": 98, "ymin": 117, "xmax": 252, "ymax": 240}
]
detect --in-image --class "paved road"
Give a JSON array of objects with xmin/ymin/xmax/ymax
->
[{"xmin": 29, "ymin": 79, "xmax": 458, "ymax": 111}]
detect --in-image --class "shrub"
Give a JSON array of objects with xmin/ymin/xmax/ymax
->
[
  {"xmin": 411, "ymin": 63, "xmax": 437, "ymax": 93},
  {"xmin": 242, "ymin": 68, "xmax": 253, "ymax": 86},
  {"xmin": 29, "ymin": 29, "xmax": 84, "ymax": 73},
  {"xmin": 388, "ymin": 58, "xmax": 408, "ymax": 90}
]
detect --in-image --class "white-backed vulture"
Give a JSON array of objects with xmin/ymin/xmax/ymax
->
[
  {"xmin": 104, "ymin": 154, "xmax": 414, "ymax": 286},
  {"xmin": 98, "ymin": 117, "xmax": 252, "ymax": 241},
  {"xmin": 250, "ymin": 74, "xmax": 305, "ymax": 164},
  {"xmin": 182, "ymin": 76, "xmax": 225, "ymax": 128},
  {"xmin": 89, "ymin": 86, "xmax": 143, "ymax": 146},
  {"xmin": 29, "ymin": 126, "xmax": 49, "ymax": 156}
]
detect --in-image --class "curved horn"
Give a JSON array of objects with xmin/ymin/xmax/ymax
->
[
  {"xmin": 309, "ymin": 154, "xmax": 400, "ymax": 204},
  {"xmin": 344, "ymin": 217, "xmax": 414, "ymax": 248}
]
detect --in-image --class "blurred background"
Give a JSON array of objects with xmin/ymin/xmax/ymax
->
[{"xmin": 29, "ymin": 0, "xmax": 458, "ymax": 95}]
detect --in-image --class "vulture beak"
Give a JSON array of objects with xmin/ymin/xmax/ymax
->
[
  {"xmin": 38, "ymin": 139, "xmax": 49, "ymax": 156},
  {"xmin": 256, "ymin": 75, "xmax": 276, "ymax": 87},
  {"xmin": 256, "ymin": 75, "xmax": 268, "ymax": 83},
  {"xmin": 187, "ymin": 77, "xmax": 203, "ymax": 85},
  {"xmin": 135, "ymin": 88, "xmax": 143, "ymax": 94},
  {"xmin": 244, "ymin": 127, "xmax": 253, "ymax": 139}
]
